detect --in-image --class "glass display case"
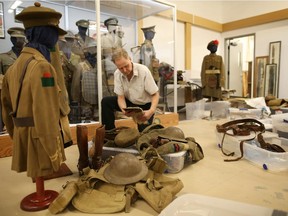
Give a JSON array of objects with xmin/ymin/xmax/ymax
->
[{"xmin": 2, "ymin": 0, "xmax": 177, "ymax": 125}]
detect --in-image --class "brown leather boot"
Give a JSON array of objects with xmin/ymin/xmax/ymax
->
[
  {"xmin": 91, "ymin": 124, "xmax": 105, "ymax": 170},
  {"xmin": 76, "ymin": 125, "xmax": 89, "ymax": 176}
]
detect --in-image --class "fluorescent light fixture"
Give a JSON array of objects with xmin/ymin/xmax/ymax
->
[
  {"xmin": 8, "ymin": 0, "xmax": 22, "ymax": 13},
  {"xmin": 10, "ymin": 0, "xmax": 22, "ymax": 9}
]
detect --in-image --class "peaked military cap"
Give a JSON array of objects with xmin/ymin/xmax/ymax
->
[
  {"xmin": 76, "ymin": 19, "xmax": 89, "ymax": 28},
  {"xmin": 7, "ymin": 27, "xmax": 25, "ymax": 38},
  {"xmin": 141, "ymin": 25, "xmax": 155, "ymax": 33},
  {"xmin": 15, "ymin": 2, "xmax": 67, "ymax": 35},
  {"xmin": 104, "ymin": 17, "xmax": 118, "ymax": 27}
]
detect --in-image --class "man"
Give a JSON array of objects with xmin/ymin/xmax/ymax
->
[
  {"xmin": 1, "ymin": 2, "xmax": 70, "ymax": 178},
  {"xmin": 101, "ymin": 47, "xmax": 159, "ymax": 132}
]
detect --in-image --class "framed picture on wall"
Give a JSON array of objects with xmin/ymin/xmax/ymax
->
[
  {"xmin": 264, "ymin": 63, "xmax": 278, "ymax": 97},
  {"xmin": 254, "ymin": 56, "xmax": 268, "ymax": 97},
  {"xmin": 0, "ymin": 2, "xmax": 5, "ymax": 39},
  {"xmin": 269, "ymin": 41, "xmax": 281, "ymax": 65}
]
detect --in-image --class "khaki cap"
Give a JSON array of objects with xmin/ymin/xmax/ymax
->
[
  {"xmin": 114, "ymin": 128, "xmax": 140, "ymax": 148},
  {"xmin": 76, "ymin": 19, "xmax": 89, "ymax": 28},
  {"xmin": 141, "ymin": 25, "xmax": 155, "ymax": 33},
  {"xmin": 7, "ymin": 27, "xmax": 25, "ymax": 38},
  {"xmin": 15, "ymin": 2, "xmax": 67, "ymax": 35}
]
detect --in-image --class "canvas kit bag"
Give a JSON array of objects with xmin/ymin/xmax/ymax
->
[
  {"xmin": 49, "ymin": 153, "xmax": 183, "ymax": 214},
  {"xmin": 136, "ymin": 124, "xmax": 204, "ymax": 165}
]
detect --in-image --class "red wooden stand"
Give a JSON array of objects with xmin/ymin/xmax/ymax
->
[{"xmin": 20, "ymin": 177, "xmax": 58, "ymax": 211}]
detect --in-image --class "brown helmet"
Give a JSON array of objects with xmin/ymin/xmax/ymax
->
[
  {"xmin": 114, "ymin": 128, "xmax": 140, "ymax": 148},
  {"xmin": 163, "ymin": 126, "xmax": 185, "ymax": 139},
  {"xmin": 103, "ymin": 153, "xmax": 148, "ymax": 185}
]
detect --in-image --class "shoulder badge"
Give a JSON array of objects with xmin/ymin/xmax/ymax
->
[{"xmin": 41, "ymin": 72, "xmax": 55, "ymax": 87}]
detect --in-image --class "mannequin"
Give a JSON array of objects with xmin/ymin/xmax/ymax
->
[
  {"xmin": 201, "ymin": 40, "xmax": 225, "ymax": 100},
  {"xmin": 0, "ymin": 27, "xmax": 25, "ymax": 75},
  {"xmin": 1, "ymin": 2, "xmax": 70, "ymax": 211},
  {"xmin": 139, "ymin": 25, "xmax": 159, "ymax": 82},
  {"xmin": 72, "ymin": 19, "xmax": 96, "ymax": 59},
  {"xmin": 101, "ymin": 17, "xmax": 123, "ymax": 96},
  {"xmin": 58, "ymin": 31, "xmax": 81, "ymax": 103}
]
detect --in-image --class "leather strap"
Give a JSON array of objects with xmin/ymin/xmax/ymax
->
[
  {"xmin": 217, "ymin": 118, "xmax": 285, "ymax": 162},
  {"xmin": 10, "ymin": 56, "xmax": 35, "ymax": 127},
  {"xmin": 216, "ymin": 118, "xmax": 265, "ymax": 135},
  {"xmin": 13, "ymin": 117, "xmax": 34, "ymax": 127}
]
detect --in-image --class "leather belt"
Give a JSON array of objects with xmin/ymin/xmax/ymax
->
[{"xmin": 13, "ymin": 117, "xmax": 35, "ymax": 127}]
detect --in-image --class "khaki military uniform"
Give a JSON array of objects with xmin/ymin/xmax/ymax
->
[
  {"xmin": 72, "ymin": 33, "xmax": 96, "ymax": 58},
  {"xmin": 0, "ymin": 50, "xmax": 17, "ymax": 75},
  {"xmin": 101, "ymin": 32, "xmax": 122, "ymax": 96},
  {"xmin": 71, "ymin": 59, "xmax": 98, "ymax": 119},
  {"xmin": 59, "ymin": 50, "xmax": 80, "ymax": 101},
  {"xmin": 139, "ymin": 40, "xmax": 159, "ymax": 82},
  {"xmin": 0, "ymin": 50, "xmax": 18, "ymax": 89},
  {"xmin": 201, "ymin": 53, "xmax": 225, "ymax": 99},
  {"xmin": 1, "ymin": 47, "xmax": 66, "ymax": 178}
]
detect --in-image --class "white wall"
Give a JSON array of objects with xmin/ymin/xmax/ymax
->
[
  {"xmin": 191, "ymin": 26, "xmax": 222, "ymax": 80},
  {"xmin": 221, "ymin": 20, "xmax": 288, "ymax": 98}
]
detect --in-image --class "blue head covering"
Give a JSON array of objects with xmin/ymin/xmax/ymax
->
[{"xmin": 25, "ymin": 26, "xmax": 58, "ymax": 62}]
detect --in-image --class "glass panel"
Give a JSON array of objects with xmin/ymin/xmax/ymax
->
[{"xmin": 1, "ymin": 0, "xmax": 176, "ymax": 128}]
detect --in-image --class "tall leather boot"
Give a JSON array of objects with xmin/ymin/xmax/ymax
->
[
  {"xmin": 91, "ymin": 124, "xmax": 106, "ymax": 170},
  {"xmin": 76, "ymin": 125, "xmax": 89, "ymax": 176}
]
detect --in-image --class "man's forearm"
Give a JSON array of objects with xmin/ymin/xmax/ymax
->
[
  {"xmin": 117, "ymin": 95, "xmax": 127, "ymax": 113},
  {"xmin": 149, "ymin": 91, "xmax": 159, "ymax": 113}
]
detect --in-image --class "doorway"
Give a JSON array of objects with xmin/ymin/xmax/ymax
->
[{"xmin": 225, "ymin": 34, "xmax": 255, "ymax": 97}]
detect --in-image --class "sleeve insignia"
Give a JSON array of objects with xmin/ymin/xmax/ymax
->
[{"xmin": 41, "ymin": 72, "xmax": 55, "ymax": 87}]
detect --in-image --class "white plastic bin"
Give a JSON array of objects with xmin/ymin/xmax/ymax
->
[
  {"xmin": 185, "ymin": 99, "xmax": 205, "ymax": 120},
  {"xmin": 160, "ymin": 194, "xmax": 285, "ymax": 216},
  {"xmin": 271, "ymin": 113, "xmax": 288, "ymax": 138},
  {"xmin": 215, "ymin": 131, "xmax": 288, "ymax": 172},
  {"xmin": 162, "ymin": 151, "xmax": 187, "ymax": 173}
]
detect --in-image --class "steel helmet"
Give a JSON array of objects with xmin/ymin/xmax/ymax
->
[{"xmin": 103, "ymin": 153, "xmax": 148, "ymax": 185}]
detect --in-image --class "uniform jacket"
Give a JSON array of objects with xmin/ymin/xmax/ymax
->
[
  {"xmin": 0, "ymin": 50, "xmax": 18, "ymax": 90},
  {"xmin": 201, "ymin": 53, "xmax": 225, "ymax": 99},
  {"xmin": 1, "ymin": 47, "xmax": 67, "ymax": 178},
  {"xmin": 0, "ymin": 50, "xmax": 17, "ymax": 75}
]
